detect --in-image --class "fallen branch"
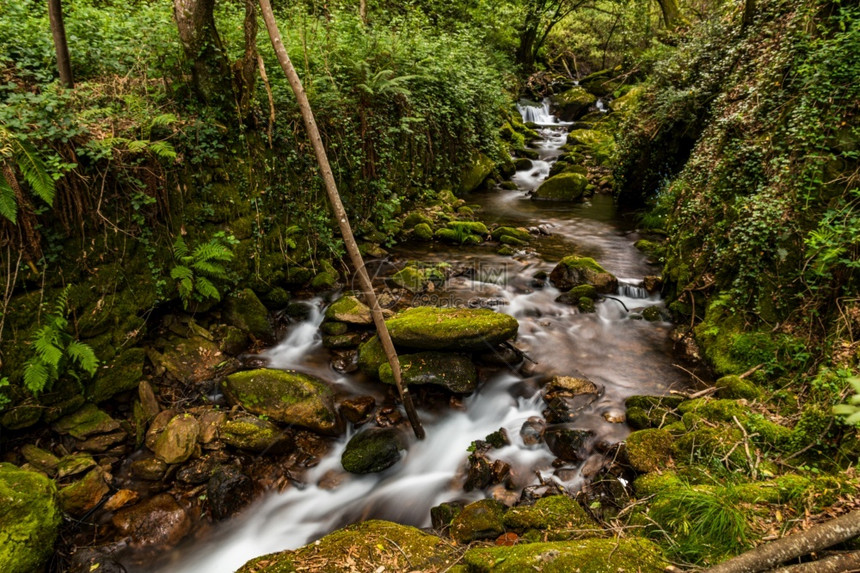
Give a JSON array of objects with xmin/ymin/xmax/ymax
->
[
  {"xmin": 258, "ymin": 0, "xmax": 424, "ymax": 439},
  {"xmin": 704, "ymin": 509, "xmax": 860, "ymax": 573},
  {"xmin": 769, "ymin": 551, "xmax": 860, "ymax": 573}
]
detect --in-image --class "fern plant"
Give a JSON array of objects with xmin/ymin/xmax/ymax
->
[
  {"xmin": 23, "ymin": 287, "xmax": 99, "ymax": 396},
  {"xmin": 0, "ymin": 125, "xmax": 56, "ymax": 224},
  {"xmin": 170, "ymin": 234, "xmax": 236, "ymax": 309}
]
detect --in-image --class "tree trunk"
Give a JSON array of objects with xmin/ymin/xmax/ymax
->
[
  {"xmin": 256, "ymin": 0, "xmax": 425, "ymax": 439},
  {"xmin": 234, "ymin": 0, "xmax": 258, "ymax": 118},
  {"xmin": 706, "ymin": 510, "xmax": 860, "ymax": 573},
  {"xmin": 516, "ymin": 24, "xmax": 538, "ymax": 73},
  {"xmin": 656, "ymin": 0, "xmax": 686, "ymax": 29},
  {"xmin": 48, "ymin": 0, "xmax": 73, "ymax": 88},
  {"xmin": 771, "ymin": 551, "xmax": 860, "ymax": 573},
  {"xmin": 173, "ymin": 0, "xmax": 233, "ymax": 104},
  {"xmin": 742, "ymin": 0, "xmax": 756, "ymax": 30},
  {"xmin": 359, "ymin": 0, "xmax": 367, "ymax": 25}
]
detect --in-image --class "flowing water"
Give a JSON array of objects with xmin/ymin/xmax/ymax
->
[{"xmin": 159, "ymin": 102, "xmax": 689, "ymax": 573}]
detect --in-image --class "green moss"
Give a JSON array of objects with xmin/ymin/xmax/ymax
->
[
  {"xmin": 392, "ymin": 267, "xmax": 428, "ymax": 293},
  {"xmin": 625, "ymin": 396, "xmax": 683, "ymax": 430},
  {"xmin": 447, "ymin": 221, "xmax": 489, "ymax": 235},
  {"xmin": 87, "ymin": 347, "xmax": 146, "ymax": 403},
  {"xmin": 578, "ymin": 297, "xmax": 596, "ymax": 312},
  {"xmin": 0, "ymin": 463, "xmax": 61, "ymax": 573},
  {"xmin": 341, "ymin": 428, "xmax": 405, "ymax": 474},
  {"xmin": 310, "ymin": 271, "xmax": 338, "ymax": 290},
  {"xmin": 678, "ymin": 398, "xmax": 746, "ymax": 422},
  {"xmin": 460, "ymin": 152, "xmax": 495, "ymax": 193},
  {"xmin": 550, "ymin": 87, "xmax": 597, "ymax": 121},
  {"xmin": 379, "ymin": 352, "xmax": 477, "ymax": 393},
  {"xmin": 357, "ymin": 335, "xmax": 386, "ymax": 378},
  {"xmin": 224, "ymin": 289, "xmax": 275, "ymax": 343},
  {"xmin": 533, "ymin": 172, "xmax": 588, "ymax": 201},
  {"xmin": 674, "ymin": 424, "xmax": 747, "ymax": 467},
  {"xmin": 385, "ymin": 306, "xmax": 519, "ymax": 351},
  {"xmin": 634, "ymin": 471, "xmax": 683, "ymax": 497},
  {"xmin": 569, "ymin": 284, "xmax": 598, "ymax": 299},
  {"xmin": 325, "ymin": 295, "xmax": 372, "ymax": 324},
  {"xmin": 503, "ymin": 495, "xmax": 592, "ymax": 534},
  {"xmin": 463, "ymin": 538, "xmax": 666, "ymax": 573},
  {"xmin": 626, "ymin": 429, "xmax": 673, "ymax": 472},
  {"xmin": 641, "ymin": 306, "xmax": 662, "ymax": 322},
  {"xmin": 549, "ymin": 255, "xmax": 617, "ymax": 293},
  {"xmin": 413, "ymin": 223, "xmax": 434, "ymax": 240},
  {"xmin": 497, "ymin": 245, "xmax": 516, "ymax": 256},
  {"xmin": 220, "ymin": 415, "xmax": 288, "ymax": 452},
  {"xmin": 222, "ymin": 369, "xmax": 338, "ymax": 434},
  {"xmin": 404, "ymin": 211, "xmax": 433, "ymax": 229},
  {"xmin": 715, "ymin": 376, "xmax": 763, "ymax": 400},
  {"xmin": 237, "ymin": 520, "xmax": 456, "ymax": 573},
  {"xmin": 491, "ymin": 226, "xmax": 531, "ymax": 242},
  {"xmin": 451, "ymin": 499, "xmax": 506, "ymax": 543},
  {"xmin": 734, "ymin": 474, "xmax": 811, "ymax": 504},
  {"xmin": 320, "ymin": 321, "xmax": 348, "ymax": 335}
]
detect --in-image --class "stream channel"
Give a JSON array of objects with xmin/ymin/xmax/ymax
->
[{"xmin": 160, "ymin": 101, "xmax": 689, "ymax": 573}]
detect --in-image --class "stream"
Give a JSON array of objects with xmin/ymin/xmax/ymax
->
[{"xmin": 160, "ymin": 101, "xmax": 688, "ymax": 573}]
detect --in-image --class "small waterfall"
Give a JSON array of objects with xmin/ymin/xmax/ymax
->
[
  {"xmin": 596, "ymin": 99, "xmax": 607, "ymax": 113},
  {"xmin": 517, "ymin": 98, "xmax": 556, "ymax": 125},
  {"xmin": 265, "ymin": 300, "xmax": 324, "ymax": 368},
  {"xmin": 617, "ymin": 279, "xmax": 650, "ymax": 300}
]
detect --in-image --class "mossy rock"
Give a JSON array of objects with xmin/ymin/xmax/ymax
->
[
  {"xmin": 237, "ymin": 520, "xmax": 456, "ymax": 572},
  {"xmin": 341, "ymin": 428, "xmax": 406, "ymax": 474},
  {"xmin": 463, "ymin": 538, "xmax": 667, "ymax": 572},
  {"xmin": 626, "ymin": 429, "xmax": 673, "ymax": 473},
  {"xmin": 491, "ymin": 226, "xmax": 531, "ymax": 242},
  {"xmin": 578, "ymin": 297, "xmax": 595, "ymax": 312},
  {"xmin": 357, "ymin": 335, "xmax": 386, "ymax": 378},
  {"xmin": 633, "ymin": 471, "xmax": 684, "ymax": 498},
  {"xmin": 550, "ymin": 87, "xmax": 597, "ymax": 121},
  {"xmin": 497, "ymin": 245, "xmax": 516, "ymax": 256},
  {"xmin": 641, "ymin": 306, "xmax": 662, "ymax": 322},
  {"xmin": 734, "ymin": 474, "xmax": 812, "ymax": 504},
  {"xmin": 503, "ymin": 495, "xmax": 592, "ymax": 535},
  {"xmin": 322, "ymin": 332, "xmax": 362, "ymax": 349},
  {"xmin": 715, "ymin": 375, "xmax": 763, "ymax": 400},
  {"xmin": 320, "ymin": 321, "xmax": 348, "ymax": 336},
  {"xmin": 624, "ymin": 395, "xmax": 682, "ymax": 430},
  {"xmin": 460, "ymin": 152, "xmax": 495, "ymax": 193},
  {"xmin": 451, "ymin": 499, "xmax": 506, "ymax": 543},
  {"xmin": 403, "ymin": 211, "xmax": 434, "ymax": 229},
  {"xmin": 514, "ymin": 157, "xmax": 533, "ymax": 170},
  {"xmin": 0, "ymin": 463, "xmax": 62, "ymax": 573},
  {"xmin": 379, "ymin": 352, "xmax": 478, "ymax": 393},
  {"xmin": 499, "ymin": 235, "xmax": 529, "ymax": 247},
  {"xmin": 325, "ymin": 295, "xmax": 372, "ymax": 325},
  {"xmin": 674, "ymin": 424, "xmax": 746, "ymax": 467},
  {"xmin": 52, "ymin": 403, "xmax": 121, "ymax": 439},
  {"xmin": 549, "ymin": 256, "xmax": 618, "ymax": 293},
  {"xmin": 219, "ymin": 414, "xmax": 291, "ymax": 453},
  {"xmin": 386, "ymin": 307, "xmax": 518, "ymax": 351},
  {"xmin": 413, "ymin": 223, "xmax": 434, "ymax": 241},
  {"xmin": 57, "ymin": 467, "xmax": 110, "ymax": 516},
  {"xmin": 447, "ymin": 221, "xmax": 489, "ymax": 236},
  {"xmin": 222, "ymin": 369, "xmax": 339, "ymax": 434},
  {"xmin": 310, "ymin": 271, "xmax": 338, "ymax": 290},
  {"xmin": 634, "ymin": 239, "xmax": 662, "ymax": 257},
  {"xmin": 677, "ymin": 398, "xmax": 746, "ymax": 423},
  {"xmin": 392, "ymin": 266, "xmax": 429, "ymax": 293},
  {"xmin": 224, "ymin": 289, "xmax": 275, "ymax": 343},
  {"xmin": 88, "ymin": 347, "xmax": 146, "ymax": 403},
  {"xmin": 533, "ymin": 172, "xmax": 588, "ymax": 201},
  {"xmin": 435, "ymin": 227, "xmax": 481, "ymax": 245}
]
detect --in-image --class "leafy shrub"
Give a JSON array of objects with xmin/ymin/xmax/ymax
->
[{"xmin": 171, "ymin": 234, "xmax": 236, "ymax": 309}]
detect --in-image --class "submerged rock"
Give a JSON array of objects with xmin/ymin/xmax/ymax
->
[
  {"xmin": 549, "ymin": 256, "xmax": 618, "ymax": 293},
  {"xmin": 222, "ymin": 369, "xmax": 339, "ymax": 434},
  {"xmin": 0, "ymin": 463, "xmax": 61, "ymax": 573},
  {"xmin": 386, "ymin": 307, "xmax": 518, "ymax": 351},
  {"xmin": 533, "ymin": 172, "xmax": 588, "ymax": 201},
  {"xmin": 341, "ymin": 427, "xmax": 406, "ymax": 474},
  {"xmin": 379, "ymin": 352, "xmax": 478, "ymax": 393}
]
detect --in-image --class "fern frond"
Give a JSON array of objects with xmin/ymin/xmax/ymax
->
[
  {"xmin": 54, "ymin": 285, "xmax": 71, "ymax": 316},
  {"xmin": 23, "ymin": 360, "xmax": 50, "ymax": 395},
  {"xmin": 149, "ymin": 141, "xmax": 176, "ymax": 160},
  {"xmin": 13, "ymin": 139, "xmax": 55, "ymax": 205},
  {"xmin": 170, "ymin": 265, "xmax": 193, "ymax": 280},
  {"xmin": 194, "ymin": 276, "xmax": 221, "ymax": 301},
  {"xmin": 193, "ymin": 241, "xmax": 233, "ymax": 263},
  {"xmin": 150, "ymin": 113, "xmax": 177, "ymax": 128},
  {"xmin": 0, "ymin": 178, "xmax": 17, "ymax": 223},
  {"xmin": 172, "ymin": 236, "xmax": 189, "ymax": 259},
  {"xmin": 178, "ymin": 277, "xmax": 193, "ymax": 307},
  {"xmin": 191, "ymin": 260, "xmax": 227, "ymax": 279},
  {"xmin": 67, "ymin": 341, "xmax": 99, "ymax": 376}
]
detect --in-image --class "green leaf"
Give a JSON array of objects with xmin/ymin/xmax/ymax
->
[
  {"xmin": 172, "ymin": 236, "xmax": 189, "ymax": 259},
  {"xmin": 13, "ymin": 139, "xmax": 55, "ymax": 205},
  {"xmin": 23, "ymin": 361, "xmax": 49, "ymax": 395},
  {"xmin": 0, "ymin": 178, "xmax": 17, "ymax": 223},
  {"xmin": 66, "ymin": 341, "xmax": 99, "ymax": 376},
  {"xmin": 170, "ymin": 265, "xmax": 193, "ymax": 280},
  {"xmin": 194, "ymin": 276, "xmax": 221, "ymax": 301}
]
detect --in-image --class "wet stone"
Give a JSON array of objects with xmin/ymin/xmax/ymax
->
[
  {"xmin": 341, "ymin": 427, "xmax": 406, "ymax": 474},
  {"xmin": 544, "ymin": 427, "xmax": 595, "ymax": 462},
  {"xmin": 340, "ymin": 396, "xmax": 376, "ymax": 425},
  {"xmin": 77, "ymin": 430, "xmax": 127, "ymax": 453},
  {"xmin": 207, "ymin": 466, "xmax": 255, "ymax": 520},
  {"xmin": 177, "ymin": 453, "xmax": 230, "ymax": 485},
  {"xmin": 53, "ymin": 403, "xmax": 121, "ymax": 440},
  {"xmin": 112, "ymin": 494, "xmax": 191, "ymax": 547},
  {"xmin": 104, "ymin": 489, "xmax": 139, "ymax": 512},
  {"xmin": 131, "ymin": 458, "xmax": 168, "ymax": 481},
  {"xmin": 520, "ymin": 417, "xmax": 546, "ymax": 446},
  {"xmin": 431, "ymin": 501, "xmax": 465, "ymax": 530},
  {"xmin": 56, "ymin": 454, "xmax": 97, "ymax": 479},
  {"xmin": 153, "ymin": 413, "xmax": 200, "ymax": 464},
  {"xmin": 58, "ymin": 468, "xmax": 110, "ymax": 516},
  {"xmin": 21, "ymin": 445, "xmax": 59, "ymax": 476}
]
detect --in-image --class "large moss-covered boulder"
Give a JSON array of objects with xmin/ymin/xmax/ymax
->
[
  {"xmin": 549, "ymin": 256, "xmax": 618, "ymax": 293},
  {"xmin": 0, "ymin": 463, "xmax": 62, "ymax": 573},
  {"xmin": 222, "ymin": 369, "xmax": 339, "ymax": 434},
  {"xmin": 533, "ymin": 172, "xmax": 588, "ymax": 201},
  {"xmin": 451, "ymin": 499, "xmax": 506, "ymax": 543},
  {"xmin": 357, "ymin": 335, "xmax": 387, "ymax": 378},
  {"xmin": 341, "ymin": 428, "xmax": 406, "ymax": 474},
  {"xmin": 224, "ymin": 288, "xmax": 275, "ymax": 343},
  {"xmin": 460, "ymin": 152, "xmax": 495, "ymax": 193},
  {"xmin": 386, "ymin": 307, "xmax": 518, "ymax": 351},
  {"xmin": 379, "ymin": 352, "xmax": 478, "ymax": 393},
  {"xmin": 551, "ymin": 87, "xmax": 597, "ymax": 121},
  {"xmin": 237, "ymin": 520, "xmax": 456, "ymax": 572},
  {"xmin": 503, "ymin": 495, "xmax": 592, "ymax": 534},
  {"xmin": 626, "ymin": 429, "xmax": 673, "ymax": 473},
  {"xmin": 463, "ymin": 538, "xmax": 667, "ymax": 572}
]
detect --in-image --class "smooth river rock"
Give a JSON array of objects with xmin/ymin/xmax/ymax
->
[
  {"xmin": 341, "ymin": 428, "xmax": 406, "ymax": 474},
  {"xmin": 379, "ymin": 352, "xmax": 478, "ymax": 393},
  {"xmin": 385, "ymin": 306, "xmax": 518, "ymax": 352},
  {"xmin": 549, "ymin": 255, "xmax": 618, "ymax": 293}
]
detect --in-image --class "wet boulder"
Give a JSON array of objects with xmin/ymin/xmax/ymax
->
[
  {"xmin": 0, "ymin": 463, "xmax": 62, "ymax": 573},
  {"xmin": 325, "ymin": 295, "xmax": 373, "ymax": 325},
  {"xmin": 152, "ymin": 413, "xmax": 200, "ymax": 464},
  {"xmin": 549, "ymin": 256, "xmax": 617, "ymax": 293},
  {"xmin": 532, "ymin": 172, "xmax": 588, "ymax": 201},
  {"xmin": 379, "ymin": 352, "xmax": 478, "ymax": 393},
  {"xmin": 219, "ymin": 414, "xmax": 292, "ymax": 453},
  {"xmin": 520, "ymin": 417, "xmax": 546, "ymax": 446},
  {"xmin": 431, "ymin": 501, "xmax": 465, "ymax": 530},
  {"xmin": 112, "ymin": 494, "xmax": 191, "ymax": 548},
  {"xmin": 550, "ymin": 86, "xmax": 597, "ymax": 121},
  {"xmin": 385, "ymin": 307, "xmax": 518, "ymax": 352},
  {"xmin": 339, "ymin": 396, "xmax": 376, "ymax": 424},
  {"xmin": 207, "ymin": 466, "xmax": 255, "ymax": 520},
  {"xmin": 503, "ymin": 495, "xmax": 592, "ymax": 533},
  {"xmin": 222, "ymin": 369, "xmax": 339, "ymax": 434},
  {"xmin": 544, "ymin": 427, "xmax": 595, "ymax": 462},
  {"xmin": 357, "ymin": 336, "xmax": 387, "ymax": 377},
  {"xmin": 146, "ymin": 334, "xmax": 223, "ymax": 384},
  {"xmin": 450, "ymin": 499, "xmax": 506, "ymax": 543},
  {"xmin": 223, "ymin": 289, "xmax": 275, "ymax": 343},
  {"xmin": 543, "ymin": 376, "xmax": 603, "ymax": 423},
  {"xmin": 58, "ymin": 467, "xmax": 110, "ymax": 516},
  {"xmin": 341, "ymin": 427, "xmax": 406, "ymax": 474},
  {"xmin": 460, "ymin": 151, "xmax": 495, "ymax": 193}
]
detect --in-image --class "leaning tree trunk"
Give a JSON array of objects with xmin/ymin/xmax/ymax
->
[
  {"xmin": 656, "ymin": 0, "xmax": 686, "ymax": 29},
  {"xmin": 173, "ymin": 0, "xmax": 233, "ymax": 104},
  {"xmin": 257, "ymin": 0, "xmax": 424, "ymax": 439},
  {"xmin": 706, "ymin": 509, "xmax": 860, "ymax": 573},
  {"xmin": 48, "ymin": 0, "xmax": 73, "ymax": 88}
]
